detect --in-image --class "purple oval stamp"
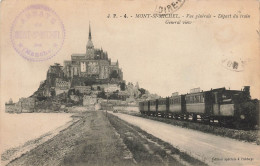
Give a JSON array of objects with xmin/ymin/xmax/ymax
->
[{"xmin": 10, "ymin": 4, "xmax": 65, "ymax": 61}]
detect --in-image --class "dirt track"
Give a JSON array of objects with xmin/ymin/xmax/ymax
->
[{"xmin": 111, "ymin": 112, "xmax": 260, "ymax": 166}]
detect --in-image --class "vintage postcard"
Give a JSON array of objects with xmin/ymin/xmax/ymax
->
[{"xmin": 0, "ymin": 0, "xmax": 259, "ymax": 165}]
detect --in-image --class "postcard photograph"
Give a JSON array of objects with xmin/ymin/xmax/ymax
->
[{"xmin": 0, "ymin": 0, "xmax": 260, "ymax": 165}]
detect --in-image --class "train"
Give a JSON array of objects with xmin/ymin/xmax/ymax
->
[{"xmin": 139, "ymin": 86, "xmax": 259, "ymax": 129}]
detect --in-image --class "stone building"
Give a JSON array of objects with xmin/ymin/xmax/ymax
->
[
  {"xmin": 83, "ymin": 95, "xmax": 97, "ymax": 106},
  {"xmin": 5, "ymin": 98, "xmax": 16, "ymax": 113},
  {"xmin": 47, "ymin": 63, "xmax": 64, "ymax": 87},
  {"xmin": 103, "ymin": 84, "xmax": 120, "ymax": 92},
  {"xmin": 63, "ymin": 24, "xmax": 123, "ymax": 82},
  {"xmin": 74, "ymin": 86, "xmax": 92, "ymax": 94},
  {"xmin": 55, "ymin": 78, "xmax": 71, "ymax": 95},
  {"xmin": 5, "ymin": 98, "xmax": 37, "ymax": 113},
  {"xmin": 16, "ymin": 97, "xmax": 36, "ymax": 113}
]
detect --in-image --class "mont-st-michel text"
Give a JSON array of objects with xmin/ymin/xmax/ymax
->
[{"xmin": 107, "ymin": 13, "xmax": 251, "ymax": 25}]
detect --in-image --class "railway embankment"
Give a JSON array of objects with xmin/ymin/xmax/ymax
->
[
  {"xmin": 107, "ymin": 113, "xmax": 206, "ymax": 166},
  {"xmin": 112, "ymin": 113, "xmax": 260, "ymax": 166},
  {"xmin": 121, "ymin": 111, "xmax": 260, "ymax": 145}
]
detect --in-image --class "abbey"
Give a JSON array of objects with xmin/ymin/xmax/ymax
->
[{"xmin": 63, "ymin": 24, "xmax": 123, "ymax": 81}]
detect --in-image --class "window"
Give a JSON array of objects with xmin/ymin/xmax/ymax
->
[
  {"xmin": 196, "ymin": 96, "xmax": 199, "ymax": 102},
  {"xmin": 186, "ymin": 94, "xmax": 204, "ymax": 103},
  {"xmin": 171, "ymin": 99, "xmax": 174, "ymax": 104},
  {"xmin": 202, "ymin": 95, "xmax": 205, "ymax": 103},
  {"xmin": 171, "ymin": 97, "xmax": 181, "ymax": 104},
  {"xmin": 159, "ymin": 100, "xmax": 166, "ymax": 105}
]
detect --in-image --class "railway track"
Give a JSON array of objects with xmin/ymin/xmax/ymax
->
[
  {"xmin": 112, "ymin": 112, "xmax": 260, "ymax": 166},
  {"xmin": 140, "ymin": 111, "xmax": 258, "ymax": 130},
  {"xmin": 120, "ymin": 111, "xmax": 259, "ymax": 144}
]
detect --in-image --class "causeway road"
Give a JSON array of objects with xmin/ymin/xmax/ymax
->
[{"xmin": 111, "ymin": 113, "xmax": 260, "ymax": 166}]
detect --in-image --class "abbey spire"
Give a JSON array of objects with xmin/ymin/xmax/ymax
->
[
  {"xmin": 86, "ymin": 22, "xmax": 94, "ymax": 52},
  {"xmin": 88, "ymin": 23, "xmax": 92, "ymax": 40}
]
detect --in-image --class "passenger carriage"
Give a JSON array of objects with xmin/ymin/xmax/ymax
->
[
  {"xmin": 143, "ymin": 101, "xmax": 149, "ymax": 113},
  {"xmin": 139, "ymin": 101, "xmax": 144, "ymax": 114},
  {"xmin": 157, "ymin": 98, "xmax": 168, "ymax": 117},
  {"xmin": 185, "ymin": 91, "xmax": 212, "ymax": 121},
  {"xmin": 157, "ymin": 98, "xmax": 167, "ymax": 111},
  {"xmin": 149, "ymin": 100, "xmax": 157, "ymax": 116},
  {"xmin": 169, "ymin": 95, "xmax": 186, "ymax": 119}
]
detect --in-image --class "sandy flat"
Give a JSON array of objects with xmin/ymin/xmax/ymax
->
[{"xmin": 0, "ymin": 113, "xmax": 73, "ymax": 153}]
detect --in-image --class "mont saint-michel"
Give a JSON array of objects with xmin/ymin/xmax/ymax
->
[{"xmin": 5, "ymin": 24, "xmax": 158, "ymax": 113}]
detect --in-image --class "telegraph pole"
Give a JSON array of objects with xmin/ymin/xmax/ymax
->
[{"xmin": 106, "ymin": 82, "xmax": 108, "ymax": 117}]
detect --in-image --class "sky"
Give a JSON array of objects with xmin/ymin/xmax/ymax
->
[{"xmin": 0, "ymin": 0, "xmax": 259, "ymax": 110}]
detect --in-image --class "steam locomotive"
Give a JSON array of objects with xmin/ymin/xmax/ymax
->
[{"xmin": 139, "ymin": 86, "xmax": 259, "ymax": 129}]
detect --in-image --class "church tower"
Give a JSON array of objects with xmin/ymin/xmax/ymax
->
[{"xmin": 86, "ymin": 23, "xmax": 95, "ymax": 59}]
